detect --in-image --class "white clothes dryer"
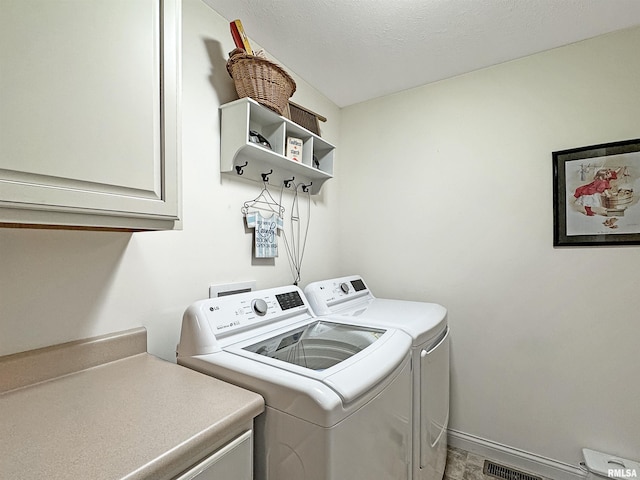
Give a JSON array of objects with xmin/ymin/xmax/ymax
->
[
  {"xmin": 304, "ymin": 275, "xmax": 450, "ymax": 480},
  {"xmin": 177, "ymin": 285, "xmax": 413, "ymax": 480}
]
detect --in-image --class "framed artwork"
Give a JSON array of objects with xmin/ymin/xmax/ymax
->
[{"xmin": 553, "ymin": 138, "xmax": 640, "ymax": 246}]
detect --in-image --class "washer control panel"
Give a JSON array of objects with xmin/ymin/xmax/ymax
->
[{"xmin": 197, "ymin": 287, "xmax": 309, "ymax": 335}]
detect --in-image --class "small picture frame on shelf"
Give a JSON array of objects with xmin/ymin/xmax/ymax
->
[
  {"xmin": 552, "ymin": 138, "xmax": 640, "ymax": 246},
  {"xmin": 286, "ymin": 137, "xmax": 303, "ymax": 162}
]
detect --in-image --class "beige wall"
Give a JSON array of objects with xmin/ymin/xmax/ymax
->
[
  {"xmin": 0, "ymin": 0, "xmax": 342, "ymax": 360},
  {"xmin": 338, "ymin": 27, "xmax": 640, "ymax": 465}
]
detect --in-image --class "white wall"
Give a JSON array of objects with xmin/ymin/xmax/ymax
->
[
  {"xmin": 0, "ymin": 0, "xmax": 341, "ymax": 361},
  {"xmin": 338, "ymin": 27, "xmax": 640, "ymax": 465},
  {"xmin": 2, "ymin": 0, "xmax": 638, "ymax": 469}
]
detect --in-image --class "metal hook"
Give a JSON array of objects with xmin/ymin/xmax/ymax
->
[
  {"xmin": 261, "ymin": 169, "xmax": 273, "ymax": 182},
  {"xmin": 235, "ymin": 161, "xmax": 248, "ymax": 175},
  {"xmin": 283, "ymin": 177, "xmax": 295, "ymax": 188},
  {"xmin": 301, "ymin": 182, "xmax": 313, "ymax": 193}
]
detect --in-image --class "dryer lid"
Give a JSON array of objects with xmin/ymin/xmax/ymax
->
[{"xmin": 339, "ymin": 298, "xmax": 447, "ymax": 345}]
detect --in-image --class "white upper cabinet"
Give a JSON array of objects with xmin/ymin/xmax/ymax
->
[{"xmin": 0, "ymin": 0, "xmax": 181, "ymax": 230}]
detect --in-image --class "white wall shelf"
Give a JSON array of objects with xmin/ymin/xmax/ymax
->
[{"xmin": 220, "ymin": 98, "xmax": 334, "ymax": 195}]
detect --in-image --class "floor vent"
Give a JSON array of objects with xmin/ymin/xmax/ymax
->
[{"xmin": 483, "ymin": 460, "xmax": 543, "ymax": 480}]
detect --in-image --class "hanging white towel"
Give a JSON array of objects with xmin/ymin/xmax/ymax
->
[{"xmin": 246, "ymin": 211, "xmax": 284, "ymax": 258}]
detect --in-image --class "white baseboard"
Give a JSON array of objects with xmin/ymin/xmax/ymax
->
[{"xmin": 447, "ymin": 428, "xmax": 586, "ymax": 480}]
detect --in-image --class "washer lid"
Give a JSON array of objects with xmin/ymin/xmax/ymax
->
[
  {"xmin": 243, "ymin": 320, "xmax": 385, "ymax": 370},
  {"xmin": 228, "ymin": 319, "xmax": 411, "ymax": 403}
]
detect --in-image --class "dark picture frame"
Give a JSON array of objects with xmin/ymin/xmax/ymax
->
[{"xmin": 553, "ymin": 138, "xmax": 640, "ymax": 246}]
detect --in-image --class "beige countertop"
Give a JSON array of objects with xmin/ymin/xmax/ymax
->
[{"xmin": 0, "ymin": 328, "xmax": 264, "ymax": 480}]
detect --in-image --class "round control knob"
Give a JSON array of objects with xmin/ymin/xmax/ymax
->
[
  {"xmin": 252, "ymin": 299, "xmax": 268, "ymax": 316},
  {"xmin": 340, "ymin": 282, "xmax": 349, "ymax": 293}
]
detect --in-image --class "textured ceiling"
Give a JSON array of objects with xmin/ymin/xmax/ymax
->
[{"xmin": 204, "ymin": 0, "xmax": 640, "ymax": 107}]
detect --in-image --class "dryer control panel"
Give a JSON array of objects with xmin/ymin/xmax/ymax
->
[{"xmin": 304, "ymin": 275, "xmax": 373, "ymax": 315}]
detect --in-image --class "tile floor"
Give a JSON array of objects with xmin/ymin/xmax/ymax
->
[{"xmin": 445, "ymin": 446, "xmax": 554, "ymax": 480}]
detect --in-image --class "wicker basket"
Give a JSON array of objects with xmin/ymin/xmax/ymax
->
[{"xmin": 227, "ymin": 49, "xmax": 296, "ymax": 116}]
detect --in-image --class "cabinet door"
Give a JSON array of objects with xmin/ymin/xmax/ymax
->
[
  {"xmin": 0, "ymin": 0, "xmax": 180, "ymax": 230},
  {"xmin": 174, "ymin": 430, "xmax": 252, "ymax": 480}
]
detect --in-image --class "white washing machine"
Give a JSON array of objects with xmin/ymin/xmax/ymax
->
[
  {"xmin": 304, "ymin": 275, "xmax": 450, "ymax": 480},
  {"xmin": 177, "ymin": 285, "xmax": 413, "ymax": 480}
]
